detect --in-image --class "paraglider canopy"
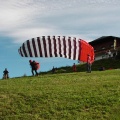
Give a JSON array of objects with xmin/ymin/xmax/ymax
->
[
  {"xmin": 79, "ymin": 40, "xmax": 94, "ymax": 63},
  {"xmin": 18, "ymin": 36, "xmax": 94, "ymax": 63}
]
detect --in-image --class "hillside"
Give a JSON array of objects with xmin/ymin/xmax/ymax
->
[
  {"xmin": 0, "ymin": 70, "xmax": 120, "ymax": 119},
  {"xmin": 44, "ymin": 58, "xmax": 120, "ymax": 74},
  {"xmin": 78, "ymin": 58, "xmax": 120, "ymax": 72}
]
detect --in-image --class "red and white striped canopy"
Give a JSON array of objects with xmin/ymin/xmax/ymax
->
[{"xmin": 18, "ymin": 36, "xmax": 94, "ymax": 63}]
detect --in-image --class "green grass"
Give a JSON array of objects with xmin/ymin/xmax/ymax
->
[
  {"xmin": 44, "ymin": 58, "xmax": 120, "ymax": 74},
  {"xmin": 0, "ymin": 69, "xmax": 120, "ymax": 120}
]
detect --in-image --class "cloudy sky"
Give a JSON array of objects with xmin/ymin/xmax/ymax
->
[{"xmin": 0, "ymin": 0, "xmax": 120, "ymax": 78}]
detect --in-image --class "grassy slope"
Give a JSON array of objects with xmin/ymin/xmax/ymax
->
[
  {"xmin": 78, "ymin": 58, "xmax": 120, "ymax": 72},
  {"xmin": 0, "ymin": 70, "xmax": 120, "ymax": 120},
  {"xmin": 44, "ymin": 58, "xmax": 120, "ymax": 74}
]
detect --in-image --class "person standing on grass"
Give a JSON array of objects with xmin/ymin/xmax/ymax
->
[
  {"xmin": 52, "ymin": 66, "xmax": 56, "ymax": 73},
  {"xmin": 72, "ymin": 63, "xmax": 77, "ymax": 72},
  {"xmin": 29, "ymin": 60, "xmax": 39, "ymax": 76},
  {"xmin": 87, "ymin": 54, "xmax": 92, "ymax": 73},
  {"xmin": 3, "ymin": 68, "xmax": 9, "ymax": 79}
]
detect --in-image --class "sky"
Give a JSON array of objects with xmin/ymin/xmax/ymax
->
[{"xmin": 0, "ymin": 0, "xmax": 120, "ymax": 78}]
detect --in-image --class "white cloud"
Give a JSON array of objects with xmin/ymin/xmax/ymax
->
[
  {"xmin": 9, "ymin": 28, "xmax": 55, "ymax": 43},
  {"xmin": 0, "ymin": 0, "xmax": 120, "ymax": 44}
]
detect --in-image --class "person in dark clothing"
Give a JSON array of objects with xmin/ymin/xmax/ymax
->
[
  {"xmin": 3, "ymin": 68, "xmax": 9, "ymax": 79},
  {"xmin": 52, "ymin": 66, "xmax": 55, "ymax": 73},
  {"xmin": 99, "ymin": 66, "xmax": 105, "ymax": 71},
  {"xmin": 29, "ymin": 60, "xmax": 38, "ymax": 76},
  {"xmin": 87, "ymin": 54, "xmax": 92, "ymax": 73}
]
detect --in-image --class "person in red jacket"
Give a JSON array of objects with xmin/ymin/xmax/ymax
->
[
  {"xmin": 72, "ymin": 63, "xmax": 77, "ymax": 72},
  {"xmin": 29, "ymin": 60, "xmax": 39, "ymax": 76},
  {"xmin": 87, "ymin": 54, "xmax": 92, "ymax": 73}
]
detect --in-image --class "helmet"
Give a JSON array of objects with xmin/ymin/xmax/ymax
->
[{"xmin": 29, "ymin": 60, "xmax": 32, "ymax": 62}]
